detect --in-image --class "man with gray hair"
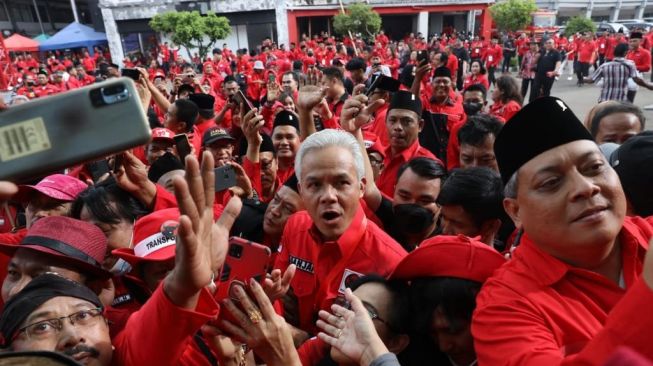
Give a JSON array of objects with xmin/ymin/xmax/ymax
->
[{"xmin": 273, "ymin": 129, "xmax": 407, "ymax": 344}]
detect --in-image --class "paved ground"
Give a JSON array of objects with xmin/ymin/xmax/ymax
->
[{"xmin": 509, "ymin": 71, "xmax": 653, "ymax": 130}]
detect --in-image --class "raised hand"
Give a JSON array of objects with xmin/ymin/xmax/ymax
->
[
  {"xmin": 297, "ymin": 69, "xmax": 328, "ymax": 112},
  {"xmin": 267, "ymin": 82, "xmax": 280, "ymax": 103},
  {"xmin": 340, "ymin": 94, "xmax": 385, "ymax": 133},
  {"xmin": 317, "ymin": 288, "xmax": 389, "ymax": 366},
  {"xmin": 165, "ymin": 152, "xmax": 242, "ymax": 309},
  {"xmin": 241, "ymin": 107, "xmax": 265, "ymax": 146},
  {"xmin": 263, "ymin": 265, "xmax": 296, "ymax": 302}
]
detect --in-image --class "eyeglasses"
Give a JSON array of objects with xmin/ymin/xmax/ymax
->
[
  {"xmin": 13, "ymin": 307, "xmax": 104, "ymax": 342},
  {"xmin": 335, "ymin": 297, "xmax": 393, "ymax": 330}
]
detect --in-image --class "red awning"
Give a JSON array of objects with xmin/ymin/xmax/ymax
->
[{"xmin": 4, "ymin": 33, "xmax": 39, "ymax": 52}]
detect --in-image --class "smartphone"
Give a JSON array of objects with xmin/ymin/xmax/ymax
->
[
  {"xmin": 268, "ymin": 73, "xmax": 276, "ymax": 83},
  {"xmin": 232, "ymin": 90, "xmax": 254, "ymax": 115},
  {"xmin": 121, "ymin": 68, "xmax": 140, "ymax": 81},
  {"xmin": 365, "ymin": 75, "xmax": 401, "ymax": 96},
  {"xmin": 417, "ymin": 50, "xmax": 429, "ymax": 65},
  {"xmin": 215, "ymin": 237, "xmax": 272, "ymax": 303},
  {"xmin": 0, "ymin": 78, "xmax": 151, "ymax": 182},
  {"xmin": 86, "ymin": 159, "xmax": 111, "ymax": 182},
  {"xmin": 173, "ymin": 134, "xmax": 192, "ymax": 164},
  {"xmin": 214, "ymin": 164, "xmax": 237, "ymax": 192},
  {"xmin": 111, "ymin": 153, "xmax": 124, "ymax": 173}
]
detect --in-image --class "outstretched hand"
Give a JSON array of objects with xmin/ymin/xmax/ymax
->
[
  {"xmin": 164, "ymin": 152, "xmax": 242, "ymax": 309},
  {"xmin": 340, "ymin": 94, "xmax": 385, "ymax": 133},
  {"xmin": 297, "ymin": 69, "xmax": 328, "ymax": 112}
]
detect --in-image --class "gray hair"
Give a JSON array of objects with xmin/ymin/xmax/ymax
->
[
  {"xmin": 504, "ymin": 171, "xmax": 519, "ymax": 199},
  {"xmin": 294, "ymin": 129, "xmax": 365, "ymax": 184}
]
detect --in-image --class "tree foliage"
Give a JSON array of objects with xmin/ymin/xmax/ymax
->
[
  {"xmin": 564, "ymin": 16, "xmax": 597, "ymax": 36},
  {"xmin": 333, "ymin": 3, "xmax": 382, "ymax": 41},
  {"xmin": 490, "ymin": 0, "xmax": 538, "ymax": 32},
  {"xmin": 150, "ymin": 11, "xmax": 231, "ymax": 60}
]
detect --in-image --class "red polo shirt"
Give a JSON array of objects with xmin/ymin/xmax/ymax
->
[
  {"xmin": 577, "ymin": 40, "xmax": 596, "ymax": 63},
  {"xmin": 376, "ymin": 139, "xmax": 437, "ymax": 198},
  {"xmin": 473, "ymin": 216, "xmax": 653, "ymax": 365},
  {"xmin": 274, "ymin": 207, "xmax": 407, "ymax": 334},
  {"xmin": 489, "ymin": 100, "xmax": 521, "ymax": 123},
  {"xmin": 626, "ymin": 47, "xmax": 652, "ymax": 72}
]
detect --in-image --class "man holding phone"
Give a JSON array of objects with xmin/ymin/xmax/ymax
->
[{"xmin": 202, "ymin": 127, "xmax": 236, "ymax": 167}]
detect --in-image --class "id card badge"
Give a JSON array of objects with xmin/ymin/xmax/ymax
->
[
  {"xmin": 488, "ymin": 55, "xmax": 494, "ymax": 62},
  {"xmin": 601, "ymin": 44, "xmax": 605, "ymax": 49}
]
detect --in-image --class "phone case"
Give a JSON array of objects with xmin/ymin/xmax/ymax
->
[
  {"xmin": 215, "ymin": 237, "xmax": 272, "ymax": 302},
  {"xmin": 173, "ymin": 134, "xmax": 192, "ymax": 163},
  {"xmin": 214, "ymin": 165, "xmax": 236, "ymax": 192},
  {"xmin": 0, "ymin": 78, "xmax": 151, "ymax": 181}
]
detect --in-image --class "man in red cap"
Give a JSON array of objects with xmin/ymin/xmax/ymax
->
[
  {"xmin": 473, "ymin": 96, "xmax": 653, "ymax": 364},
  {"xmin": 390, "ymin": 235, "xmax": 506, "ymax": 366},
  {"xmin": 146, "ymin": 128, "xmax": 176, "ymax": 166}
]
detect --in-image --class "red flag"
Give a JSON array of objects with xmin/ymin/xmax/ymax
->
[{"xmin": 0, "ymin": 33, "xmax": 8, "ymax": 90}]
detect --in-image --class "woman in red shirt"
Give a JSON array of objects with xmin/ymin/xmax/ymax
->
[
  {"xmin": 463, "ymin": 60, "xmax": 490, "ymax": 91},
  {"xmin": 489, "ymin": 75, "xmax": 522, "ymax": 123}
]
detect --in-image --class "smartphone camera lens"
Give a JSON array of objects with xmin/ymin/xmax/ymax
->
[
  {"xmin": 228, "ymin": 243, "xmax": 243, "ymax": 259},
  {"xmin": 97, "ymin": 83, "xmax": 130, "ymax": 106}
]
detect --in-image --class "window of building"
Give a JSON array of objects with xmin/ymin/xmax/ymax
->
[{"xmin": 11, "ymin": 4, "xmax": 34, "ymax": 22}]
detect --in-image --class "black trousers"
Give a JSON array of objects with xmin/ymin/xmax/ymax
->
[
  {"xmin": 502, "ymin": 55, "xmax": 512, "ymax": 73},
  {"xmin": 577, "ymin": 62, "xmax": 590, "ymax": 85},
  {"xmin": 532, "ymin": 75, "xmax": 555, "ymax": 99},
  {"xmin": 488, "ymin": 66, "xmax": 496, "ymax": 86}
]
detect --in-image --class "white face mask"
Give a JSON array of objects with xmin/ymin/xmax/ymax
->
[{"xmin": 109, "ymin": 220, "xmax": 135, "ymax": 276}]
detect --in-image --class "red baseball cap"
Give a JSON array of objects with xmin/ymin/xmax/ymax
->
[
  {"xmin": 15, "ymin": 174, "xmax": 87, "ymax": 203},
  {"xmin": 112, "ymin": 208, "xmax": 180, "ymax": 268},
  {"xmin": 390, "ymin": 235, "xmax": 506, "ymax": 283},
  {"xmin": 154, "ymin": 71, "xmax": 166, "ymax": 79},
  {"xmin": 151, "ymin": 128, "xmax": 175, "ymax": 142},
  {"xmin": 363, "ymin": 131, "xmax": 386, "ymax": 159},
  {"xmin": 0, "ymin": 216, "xmax": 110, "ymax": 279}
]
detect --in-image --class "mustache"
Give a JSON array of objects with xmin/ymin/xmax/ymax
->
[{"xmin": 63, "ymin": 344, "xmax": 101, "ymax": 358}]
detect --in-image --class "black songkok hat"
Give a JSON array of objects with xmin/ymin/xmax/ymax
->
[
  {"xmin": 189, "ymin": 93, "xmax": 215, "ymax": 110},
  {"xmin": 494, "ymin": 97, "xmax": 593, "ymax": 184},
  {"xmin": 433, "ymin": 66, "xmax": 452, "ymax": 79},
  {"xmin": 148, "ymin": 152, "xmax": 184, "ymax": 183},
  {"xmin": 273, "ymin": 110, "xmax": 300, "ymax": 131},
  {"xmin": 630, "ymin": 31, "xmax": 643, "ymax": 39},
  {"xmin": 0, "ymin": 274, "xmax": 102, "ymax": 347},
  {"xmin": 238, "ymin": 133, "xmax": 275, "ymax": 156},
  {"xmin": 388, "ymin": 90, "xmax": 422, "ymax": 116},
  {"xmin": 610, "ymin": 131, "xmax": 653, "ymax": 216}
]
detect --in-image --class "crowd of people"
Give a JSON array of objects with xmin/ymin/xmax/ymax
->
[{"xmin": 0, "ymin": 25, "xmax": 653, "ymax": 366}]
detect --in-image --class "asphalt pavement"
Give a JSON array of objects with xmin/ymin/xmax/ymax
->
[{"xmin": 499, "ymin": 70, "xmax": 653, "ymax": 130}]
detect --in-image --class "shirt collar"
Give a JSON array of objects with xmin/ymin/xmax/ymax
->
[
  {"xmin": 517, "ymin": 223, "xmax": 648, "ymax": 287},
  {"xmin": 384, "ymin": 138, "xmax": 421, "ymax": 163},
  {"xmin": 308, "ymin": 204, "xmax": 367, "ymax": 250}
]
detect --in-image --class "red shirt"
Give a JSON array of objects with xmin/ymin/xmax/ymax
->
[
  {"xmin": 597, "ymin": 36, "xmax": 609, "ymax": 55},
  {"xmin": 577, "ymin": 40, "xmax": 597, "ymax": 63},
  {"xmin": 517, "ymin": 37, "xmax": 531, "ymax": 56},
  {"xmin": 483, "ymin": 44, "xmax": 502, "ymax": 67},
  {"xmin": 446, "ymin": 53, "xmax": 459, "ymax": 79},
  {"xmin": 463, "ymin": 73, "xmax": 490, "ymax": 91},
  {"xmin": 473, "ymin": 216, "xmax": 653, "ymax": 365},
  {"xmin": 33, "ymin": 84, "xmax": 60, "ymax": 98},
  {"xmin": 376, "ymin": 139, "xmax": 437, "ymax": 198},
  {"xmin": 626, "ymin": 47, "xmax": 652, "ymax": 72},
  {"xmin": 489, "ymin": 100, "xmax": 521, "ymax": 123},
  {"xmin": 274, "ymin": 207, "xmax": 407, "ymax": 333},
  {"xmin": 470, "ymin": 41, "xmax": 484, "ymax": 59}
]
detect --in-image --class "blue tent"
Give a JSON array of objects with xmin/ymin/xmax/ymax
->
[{"xmin": 39, "ymin": 22, "xmax": 107, "ymax": 55}]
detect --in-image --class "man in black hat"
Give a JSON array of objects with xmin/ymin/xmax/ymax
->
[
  {"xmin": 372, "ymin": 90, "xmax": 438, "ymax": 198},
  {"xmin": 271, "ymin": 110, "xmax": 301, "ymax": 186},
  {"xmin": 625, "ymin": 31, "xmax": 651, "ymax": 102},
  {"xmin": 412, "ymin": 65, "xmax": 465, "ymax": 170},
  {"xmin": 202, "ymin": 126, "xmax": 235, "ymax": 168},
  {"xmin": 472, "ymin": 96, "xmax": 653, "ymax": 365},
  {"xmin": 188, "ymin": 93, "xmax": 217, "ymax": 137}
]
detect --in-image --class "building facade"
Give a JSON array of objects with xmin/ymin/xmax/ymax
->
[
  {"xmin": 0, "ymin": 0, "xmax": 97, "ymax": 37},
  {"xmin": 100, "ymin": 0, "xmax": 493, "ymax": 67},
  {"xmin": 535, "ymin": 0, "xmax": 653, "ymax": 23}
]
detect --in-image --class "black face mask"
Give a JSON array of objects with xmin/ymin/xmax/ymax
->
[
  {"xmin": 393, "ymin": 204, "xmax": 435, "ymax": 234},
  {"xmin": 463, "ymin": 102, "xmax": 484, "ymax": 116}
]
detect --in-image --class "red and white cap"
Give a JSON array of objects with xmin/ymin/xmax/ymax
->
[
  {"xmin": 112, "ymin": 208, "xmax": 180, "ymax": 267},
  {"xmin": 151, "ymin": 128, "xmax": 175, "ymax": 142}
]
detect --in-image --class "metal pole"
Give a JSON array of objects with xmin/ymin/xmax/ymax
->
[
  {"xmin": 70, "ymin": 0, "xmax": 79, "ymax": 23},
  {"xmin": 31, "ymin": 0, "xmax": 45, "ymax": 35}
]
